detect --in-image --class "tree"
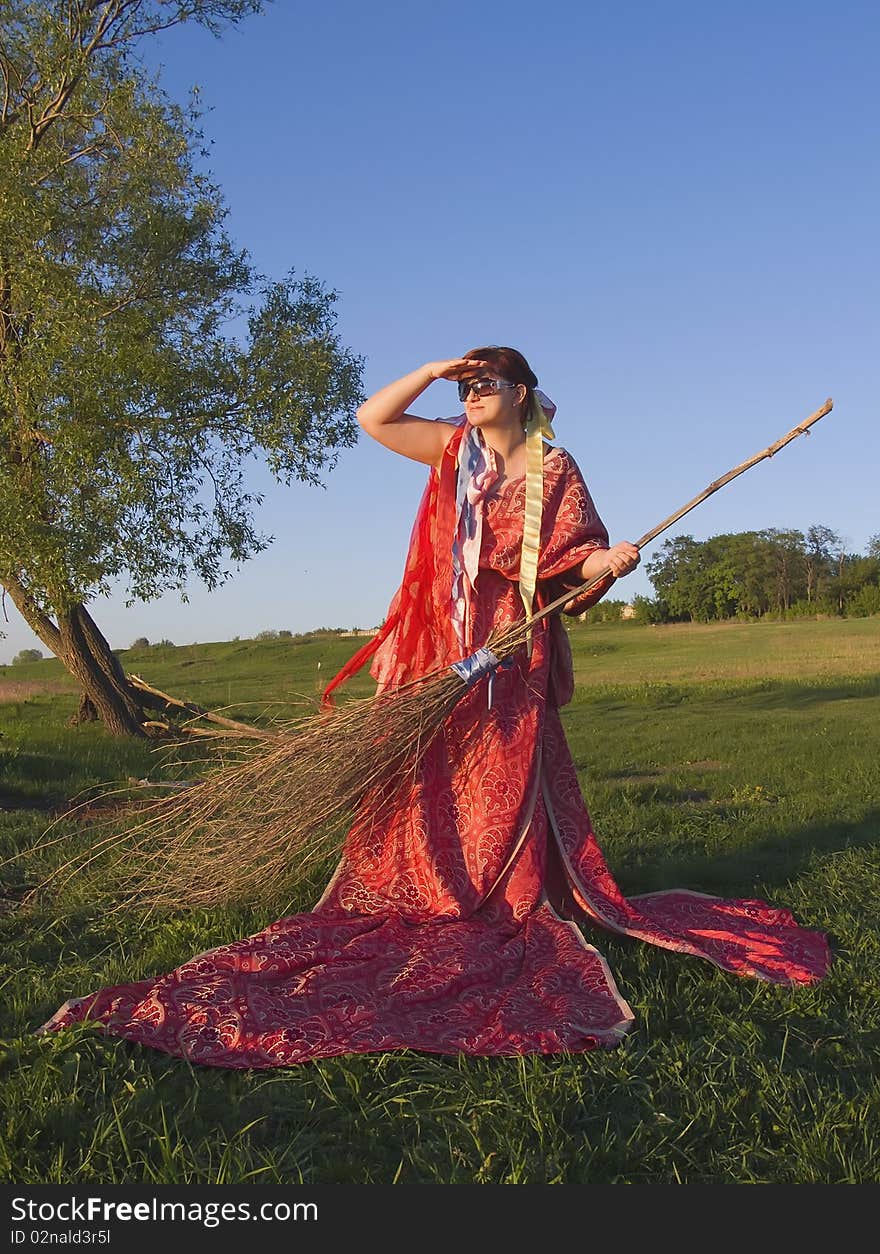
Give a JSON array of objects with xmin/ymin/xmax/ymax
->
[
  {"xmin": 12, "ymin": 647, "xmax": 43, "ymax": 664},
  {"xmin": 764, "ymin": 527, "xmax": 807, "ymax": 612},
  {"xmin": 646, "ymin": 529, "xmax": 809, "ymax": 620},
  {"xmin": 630, "ymin": 594, "xmax": 667, "ymax": 624},
  {"xmin": 0, "ymin": 2, "xmax": 363, "ymax": 734},
  {"xmin": 804, "ymin": 525, "xmax": 840, "ymax": 604},
  {"xmin": 645, "ymin": 535, "xmax": 704, "ymax": 620},
  {"xmin": 828, "ymin": 533, "xmax": 850, "ymax": 613},
  {"xmin": 828, "ymin": 552, "xmax": 879, "ymax": 616},
  {"xmin": 646, "ymin": 527, "xmax": 880, "ymax": 622},
  {"xmin": 723, "ymin": 531, "xmax": 773, "ymax": 617}
]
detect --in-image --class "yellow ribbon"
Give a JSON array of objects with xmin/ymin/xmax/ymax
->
[{"xmin": 519, "ymin": 392, "xmax": 556, "ymax": 647}]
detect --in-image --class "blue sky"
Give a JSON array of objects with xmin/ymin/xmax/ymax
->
[{"xmin": 3, "ymin": 0, "xmax": 877, "ymax": 660}]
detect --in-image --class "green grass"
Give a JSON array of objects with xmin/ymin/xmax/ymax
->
[{"xmin": 1, "ymin": 618, "xmax": 878, "ymax": 1183}]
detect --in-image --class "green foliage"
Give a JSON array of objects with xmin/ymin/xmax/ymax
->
[
  {"xmin": 646, "ymin": 528, "xmax": 879, "ymax": 622},
  {"xmin": 11, "ymin": 648, "xmax": 43, "ymax": 665},
  {"xmin": 630, "ymin": 594, "xmax": 668, "ymax": 624},
  {"xmin": 577, "ymin": 598, "xmax": 628, "ymax": 624},
  {"xmin": 767, "ymin": 598, "xmax": 837, "ymax": 620},
  {"xmin": 0, "ymin": 1, "xmax": 364, "ymax": 620},
  {"xmin": 847, "ymin": 583, "xmax": 880, "ymax": 618}
]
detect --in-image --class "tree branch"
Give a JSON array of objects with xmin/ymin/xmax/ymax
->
[
  {"xmin": 128, "ymin": 673, "xmax": 280, "ymax": 739},
  {"xmin": 0, "ymin": 571, "xmax": 64, "ymax": 656}
]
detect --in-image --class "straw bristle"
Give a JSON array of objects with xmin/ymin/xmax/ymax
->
[
  {"xmin": 24, "ymin": 667, "xmax": 471, "ymax": 914},
  {"xmin": 16, "ymin": 627, "xmax": 541, "ymax": 915}
]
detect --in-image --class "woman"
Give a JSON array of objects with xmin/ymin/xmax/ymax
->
[{"xmin": 42, "ymin": 347, "xmax": 830, "ymax": 1066}]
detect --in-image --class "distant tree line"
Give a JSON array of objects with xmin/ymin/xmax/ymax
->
[
  {"xmin": 12, "ymin": 648, "xmax": 44, "ymax": 665},
  {"xmin": 641, "ymin": 526, "xmax": 880, "ymax": 623}
]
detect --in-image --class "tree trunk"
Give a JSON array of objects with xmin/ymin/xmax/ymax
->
[
  {"xmin": 1, "ymin": 573, "xmax": 149, "ymax": 736},
  {"xmin": 56, "ymin": 607, "xmax": 147, "ymax": 736},
  {"xmin": 72, "ymin": 605, "xmax": 147, "ymax": 724},
  {"xmin": 69, "ymin": 693, "xmax": 98, "ymax": 725}
]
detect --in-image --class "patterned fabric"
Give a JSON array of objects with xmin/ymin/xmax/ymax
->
[{"xmin": 40, "ymin": 435, "xmax": 831, "ymax": 1067}]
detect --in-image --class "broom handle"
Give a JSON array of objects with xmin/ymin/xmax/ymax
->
[{"xmin": 528, "ymin": 398, "xmax": 834, "ymax": 628}]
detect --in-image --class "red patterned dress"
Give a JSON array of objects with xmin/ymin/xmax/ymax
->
[{"xmin": 41, "ymin": 427, "xmax": 830, "ymax": 1066}]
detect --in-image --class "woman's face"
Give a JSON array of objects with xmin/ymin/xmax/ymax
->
[{"xmin": 461, "ymin": 374, "xmax": 527, "ymax": 433}]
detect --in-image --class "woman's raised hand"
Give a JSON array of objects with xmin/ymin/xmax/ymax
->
[
  {"xmin": 356, "ymin": 360, "xmax": 491, "ymax": 468},
  {"xmin": 425, "ymin": 358, "xmax": 490, "ymax": 383}
]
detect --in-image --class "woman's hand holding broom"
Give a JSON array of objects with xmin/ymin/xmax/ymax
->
[{"xmin": 581, "ymin": 542, "xmax": 640, "ymax": 581}]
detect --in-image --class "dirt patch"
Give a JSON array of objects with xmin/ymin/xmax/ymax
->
[
  {"xmin": 0, "ymin": 789, "xmax": 55, "ymax": 812},
  {"xmin": 607, "ymin": 768, "xmax": 664, "ymax": 784},
  {"xmin": 62, "ymin": 797, "xmax": 141, "ymax": 822},
  {"xmin": 678, "ymin": 759, "xmax": 724, "ymax": 771}
]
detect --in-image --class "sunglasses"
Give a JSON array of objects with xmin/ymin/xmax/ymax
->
[{"xmin": 457, "ymin": 377, "xmax": 519, "ymax": 402}]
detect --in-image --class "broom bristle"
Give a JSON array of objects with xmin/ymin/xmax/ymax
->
[
  {"xmin": 21, "ymin": 666, "xmax": 475, "ymax": 914},
  {"xmin": 14, "ymin": 626, "xmax": 539, "ymax": 916}
]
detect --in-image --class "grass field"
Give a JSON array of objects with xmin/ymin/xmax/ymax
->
[{"xmin": 1, "ymin": 618, "xmax": 878, "ymax": 1184}]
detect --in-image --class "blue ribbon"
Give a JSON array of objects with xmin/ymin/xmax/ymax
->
[
  {"xmin": 450, "ymin": 647, "xmax": 513, "ymax": 710},
  {"xmin": 450, "ymin": 646, "xmax": 500, "ymax": 685}
]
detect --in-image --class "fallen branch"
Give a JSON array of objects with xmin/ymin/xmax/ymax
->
[{"xmin": 129, "ymin": 674, "xmax": 280, "ymax": 741}]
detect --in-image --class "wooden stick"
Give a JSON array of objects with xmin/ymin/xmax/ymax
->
[{"xmin": 532, "ymin": 398, "xmax": 833, "ymax": 625}]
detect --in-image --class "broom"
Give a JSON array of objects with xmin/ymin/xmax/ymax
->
[{"xmin": 19, "ymin": 398, "xmax": 833, "ymax": 914}]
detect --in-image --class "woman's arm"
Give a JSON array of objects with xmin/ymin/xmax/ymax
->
[
  {"xmin": 551, "ymin": 543, "xmax": 640, "ymax": 615},
  {"xmin": 357, "ymin": 357, "xmax": 489, "ymax": 468}
]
